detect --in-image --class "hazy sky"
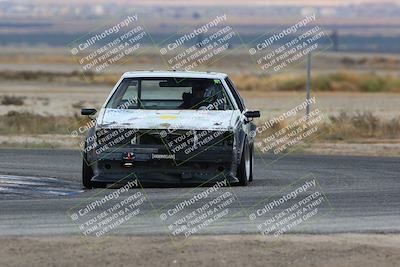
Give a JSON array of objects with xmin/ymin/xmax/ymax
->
[{"xmin": 32, "ymin": 0, "xmax": 400, "ymax": 6}]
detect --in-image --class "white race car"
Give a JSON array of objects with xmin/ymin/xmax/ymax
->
[{"xmin": 81, "ymin": 71, "xmax": 260, "ymax": 188}]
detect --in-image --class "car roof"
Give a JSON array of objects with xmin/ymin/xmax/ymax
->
[{"xmin": 121, "ymin": 70, "xmax": 228, "ymax": 79}]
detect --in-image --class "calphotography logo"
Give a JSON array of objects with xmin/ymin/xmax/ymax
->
[
  {"xmin": 248, "ymin": 14, "xmax": 332, "ymax": 73},
  {"xmin": 157, "ymin": 176, "xmax": 238, "ymax": 240},
  {"xmin": 254, "ymin": 97, "xmax": 327, "ymax": 163},
  {"xmin": 247, "ymin": 175, "xmax": 333, "ymax": 237},
  {"xmin": 158, "ymin": 14, "xmax": 243, "ymax": 73},
  {"xmin": 69, "ymin": 14, "xmax": 152, "ymax": 73},
  {"xmin": 68, "ymin": 177, "xmax": 150, "ymax": 237}
]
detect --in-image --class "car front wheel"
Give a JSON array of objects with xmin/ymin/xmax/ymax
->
[
  {"xmin": 82, "ymin": 158, "xmax": 94, "ymax": 189},
  {"xmin": 237, "ymin": 139, "xmax": 251, "ymax": 186},
  {"xmin": 249, "ymin": 144, "xmax": 254, "ymax": 182}
]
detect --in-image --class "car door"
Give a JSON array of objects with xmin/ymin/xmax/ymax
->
[{"xmin": 224, "ymin": 77, "xmax": 256, "ymax": 156}]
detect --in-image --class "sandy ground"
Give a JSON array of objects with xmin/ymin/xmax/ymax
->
[
  {"xmin": 0, "ymin": 234, "xmax": 399, "ymax": 267},
  {"xmin": 302, "ymin": 142, "xmax": 400, "ymax": 157},
  {"xmin": 1, "ymin": 81, "xmax": 400, "ymax": 119},
  {"xmin": 243, "ymin": 91, "xmax": 400, "ymax": 120},
  {"xmin": 0, "ymin": 81, "xmax": 109, "ymax": 116},
  {"xmin": 0, "ymin": 134, "xmax": 79, "ymax": 149}
]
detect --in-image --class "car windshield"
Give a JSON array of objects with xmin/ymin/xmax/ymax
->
[{"xmin": 105, "ymin": 77, "xmax": 233, "ymax": 110}]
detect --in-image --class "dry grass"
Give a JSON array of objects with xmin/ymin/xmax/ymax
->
[
  {"xmin": 1, "ymin": 95, "xmax": 25, "ymax": 106},
  {"xmin": 0, "ymin": 70, "xmax": 399, "ymax": 92},
  {"xmin": 320, "ymin": 112, "xmax": 400, "ymax": 140},
  {"xmin": 232, "ymin": 72, "xmax": 400, "ymax": 92},
  {"xmin": 0, "ymin": 70, "xmax": 119, "ymax": 85},
  {"xmin": 0, "ymin": 108, "xmax": 397, "ymax": 141},
  {"xmin": 2, "ymin": 111, "xmax": 398, "ymax": 144},
  {"xmin": 71, "ymin": 100, "xmax": 86, "ymax": 109},
  {"xmin": 255, "ymin": 112, "xmax": 400, "ymax": 143},
  {"xmin": 0, "ymin": 111, "xmax": 399, "ymax": 153},
  {"xmin": 0, "ymin": 111, "xmax": 87, "ymax": 135}
]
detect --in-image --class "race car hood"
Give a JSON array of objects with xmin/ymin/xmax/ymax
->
[{"xmin": 97, "ymin": 108, "xmax": 240, "ymax": 131}]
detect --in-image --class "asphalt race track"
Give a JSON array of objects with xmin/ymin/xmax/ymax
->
[{"xmin": 0, "ymin": 148, "xmax": 399, "ymax": 236}]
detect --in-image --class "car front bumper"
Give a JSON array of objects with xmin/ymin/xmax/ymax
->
[{"xmin": 88, "ymin": 145, "xmax": 238, "ymax": 186}]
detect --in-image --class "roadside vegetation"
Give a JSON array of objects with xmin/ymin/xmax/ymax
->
[
  {"xmin": 1, "ymin": 95, "xmax": 25, "ymax": 106},
  {"xmin": 0, "ymin": 110, "xmax": 398, "ymax": 142},
  {"xmin": 0, "ymin": 70, "xmax": 119, "ymax": 85},
  {"xmin": 320, "ymin": 112, "xmax": 400, "ymax": 140},
  {"xmin": 0, "ymin": 111, "xmax": 86, "ymax": 135},
  {"xmin": 255, "ymin": 111, "xmax": 400, "ymax": 142},
  {"xmin": 2, "ymin": 70, "xmax": 400, "ymax": 92},
  {"xmin": 232, "ymin": 72, "xmax": 400, "ymax": 92}
]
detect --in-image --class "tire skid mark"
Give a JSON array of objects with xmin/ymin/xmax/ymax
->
[{"xmin": 0, "ymin": 175, "xmax": 83, "ymax": 198}]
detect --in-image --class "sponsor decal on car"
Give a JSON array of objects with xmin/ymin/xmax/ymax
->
[{"xmin": 152, "ymin": 154, "xmax": 176, "ymax": 160}]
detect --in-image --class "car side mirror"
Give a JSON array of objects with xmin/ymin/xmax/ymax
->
[
  {"xmin": 244, "ymin": 110, "xmax": 261, "ymax": 118},
  {"xmin": 81, "ymin": 108, "xmax": 97, "ymax": 116}
]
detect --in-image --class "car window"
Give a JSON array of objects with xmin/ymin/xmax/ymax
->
[
  {"xmin": 106, "ymin": 79, "xmax": 139, "ymax": 109},
  {"xmin": 122, "ymin": 82, "xmax": 138, "ymax": 101},
  {"xmin": 225, "ymin": 77, "xmax": 245, "ymax": 111},
  {"xmin": 141, "ymin": 80, "xmax": 191, "ymax": 100},
  {"xmin": 106, "ymin": 77, "xmax": 233, "ymax": 110}
]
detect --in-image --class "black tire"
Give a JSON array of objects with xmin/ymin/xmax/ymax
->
[
  {"xmin": 237, "ymin": 139, "xmax": 251, "ymax": 186},
  {"xmin": 82, "ymin": 128, "xmax": 104, "ymax": 189},
  {"xmin": 249, "ymin": 144, "xmax": 254, "ymax": 182},
  {"xmin": 82, "ymin": 158, "xmax": 94, "ymax": 189}
]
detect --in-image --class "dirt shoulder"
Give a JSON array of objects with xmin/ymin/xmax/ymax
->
[
  {"xmin": 301, "ymin": 141, "xmax": 400, "ymax": 157},
  {"xmin": 1, "ymin": 234, "xmax": 399, "ymax": 267}
]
